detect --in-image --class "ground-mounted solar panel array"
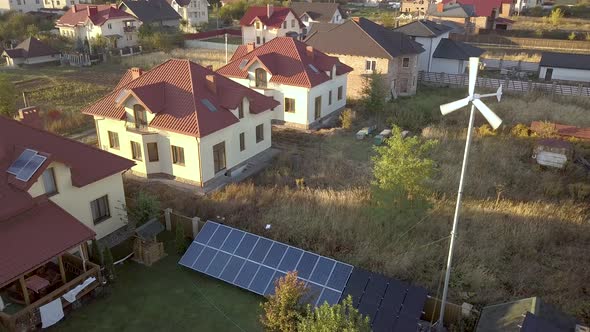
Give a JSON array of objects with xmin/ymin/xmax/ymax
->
[
  {"xmin": 521, "ymin": 312, "xmax": 564, "ymax": 332},
  {"xmin": 342, "ymin": 268, "xmax": 429, "ymax": 332},
  {"xmin": 179, "ymin": 221, "xmax": 354, "ymax": 306}
]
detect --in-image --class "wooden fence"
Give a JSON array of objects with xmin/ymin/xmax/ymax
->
[
  {"xmin": 450, "ymin": 33, "xmax": 590, "ymax": 53},
  {"xmin": 418, "ymin": 71, "xmax": 590, "ymax": 97}
]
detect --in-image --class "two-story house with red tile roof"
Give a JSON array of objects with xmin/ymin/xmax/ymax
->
[
  {"xmin": 83, "ymin": 59, "xmax": 279, "ymax": 186},
  {"xmin": 217, "ymin": 37, "xmax": 353, "ymax": 129},
  {"xmin": 240, "ymin": 5, "xmax": 304, "ymax": 46}
]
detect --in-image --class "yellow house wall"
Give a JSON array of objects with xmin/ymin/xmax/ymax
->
[{"xmin": 28, "ymin": 161, "xmax": 128, "ymax": 239}]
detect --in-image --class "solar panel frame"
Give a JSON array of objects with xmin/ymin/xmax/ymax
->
[
  {"xmin": 180, "ymin": 221, "xmax": 354, "ymax": 305},
  {"xmin": 6, "ymin": 149, "xmax": 37, "ymax": 175},
  {"xmin": 15, "ymin": 154, "xmax": 47, "ymax": 182}
]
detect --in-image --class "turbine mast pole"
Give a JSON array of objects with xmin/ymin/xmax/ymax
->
[{"xmin": 437, "ymin": 104, "xmax": 476, "ymax": 331}]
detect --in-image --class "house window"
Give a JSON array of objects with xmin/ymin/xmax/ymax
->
[
  {"xmin": 402, "ymin": 57, "xmax": 410, "ymax": 68},
  {"xmin": 42, "ymin": 168, "xmax": 58, "ymax": 196},
  {"xmin": 107, "ymin": 23, "xmax": 112, "ymax": 29},
  {"xmin": 213, "ymin": 142, "xmax": 226, "ymax": 173},
  {"xmin": 291, "ymin": 19, "xmax": 295, "ymax": 28},
  {"xmin": 238, "ymin": 100, "xmax": 244, "ymax": 119},
  {"xmin": 255, "ymin": 68, "xmax": 267, "ymax": 88},
  {"xmin": 365, "ymin": 60, "xmax": 376, "ymax": 72},
  {"xmin": 283, "ymin": 21, "xmax": 286, "ymax": 29},
  {"xmin": 255, "ymin": 21, "xmax": 261, "ymax": 30},
  {"xmin": 147, "ymin": 142, "xmax": 159, "ymax": 162},
  {"xmin": 338, "ymin": 86, "xmax": 343, "ymax": 100},
  {"xmin": 108, "ymin": 131, "xmax": 119, "ymax": 149},
  {"xmin": 262, "ymin": 37, "xmax": 266, "ymax": 44},
  {"xmin": 171, "ymin": 145, "xmax": 185, "ymax": 165},
  {"xmin": 90, "ymin": 195, "xmax": 110, "ymax": 225},
  {"xmin": 256, "ymin": 124, "xmax": 264, "ymax": 143},
  {"xmin": 328, "ymin": 91, "xmax": 332, "ymax": 105},
  {"xmin": 133, "ymin": 104, "xmax": 148, "ymax": 128},
  {"xmin": 239, "ymin": 132, "xmax": 245, "ymax": 151},
  {"xmin": 131, "ymin": 141, "xmax": 142, "ymax": 161},
  {"xmin": 256, "ymin": 36, "xmax": 261, "ymax": 45},
  {"xmin": 35, "ymin": 0, "xmax": 39, "ymax": 4},
  {"xmin": 284, "ymin": 98, "xmax": 295, "ymax": 113},
  {"xmin": 314, "ymin": 96, "xmax": 321, "ymax": 120}
]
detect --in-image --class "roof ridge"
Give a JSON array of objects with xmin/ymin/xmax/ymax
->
[
  {"xmin": 420, "ymin": 20, "xmax": 436, "ymax": 36},
  {"xmin": 187, "ymin": 59, "xmax": 201, "ymax": 137},
  {"xmin": 352, "ymin": 18, "xmax": 393, "ymax": 60}
]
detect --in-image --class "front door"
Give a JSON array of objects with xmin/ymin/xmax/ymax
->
[
  {"xmin": 314, "ymin": 96, "xmax": 322, "ymax": 120},
  {"xmin": 545, "ymin": 68, "xmax": 553, "ymax": 81}
]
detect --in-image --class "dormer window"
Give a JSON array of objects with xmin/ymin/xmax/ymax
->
[
  {"xmin": 238, "ymin": 99, "xmax": 244, "ymax": 119},
  {"xmin": 255, "ymin": 68, "xmax": 267, "ymax": 88},
  {"xmin": 255, "ymin": 21, "xmax": 262, "ymax": 30},
  {"xmin": 133, "ymin": 104, "xmax": 148, "ymax": 129}
]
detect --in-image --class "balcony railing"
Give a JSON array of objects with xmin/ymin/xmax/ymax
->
[
  {"xmin": 125, "ymin": 122, "xmax": 157, "ymax": 134},
  {"xmin": 0, "ymin": 254, "xmax": 101, "ymax": 332},
  {"xmin": 123, "ymin": 26, "xmax": 137, "ymax": 33}
]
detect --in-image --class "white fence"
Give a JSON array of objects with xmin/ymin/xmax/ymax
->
[
  {"xmin": 185, "ymin": 40, "xmax": 240, "ymax": 52},
  {"xmin": 418, "ymin": 71, "xmax": 590, "ymax": 97},
  {"xmin": 481, "ymin": 58, "xmax": 540, "ymax": 73}
]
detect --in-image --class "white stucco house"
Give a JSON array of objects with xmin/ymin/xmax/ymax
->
[
  {"xmin": 0, "ymin": 0, "xmax": 88, "ymax": 12},
  {"xmin": 82, "ymin": 59, "xmax": 279, "ymax": 187},
  {"xmin": 239, "ymin": 5, "xmax": 304, "ymax": 46},
  {"xmin": 539, "ymin": 52, "xmax": 590, "ymax": 83},
  {"xmin": 395, "ymin": 19, "xmax": 452, "ymax": 72},
  {"xmin": 56, "ymin": 4, "xmax": 141, "ymax": 49},
  {"xmin": 2, "ymin": 37, "xmax": 60, "ymax": 67},
  {"xmin": 167, "ymin": 0, "xmax": 208, "ymax": 32},
  {"xmin": 289, "ymin": 2, "xmax": 345, "ymax": 33},
  {"xmin": 217, "ymin": 37, "xmax": 353, "ymax": 129}
]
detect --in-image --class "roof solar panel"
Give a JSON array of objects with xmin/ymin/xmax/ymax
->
[
  {"xmin": 306, "ymin": 281, "xmax": 324, "ymax": 305},
  {"xmin": 7, "ymin": 149, "xmax": 36, "ymax": 175},
  {"xmin": 201, "ymin": 98, "xmax": 217, "ymax": 112},
  {"xmin": 400, "ymin": 286, "xmax": 428, "ymax": 319},
  {"xmin": 16, "ymin": 154, "xmax": 47, "ymax": 182},
  {"xmin": 180, "ymin": 221, "xmax": 353, "ymax": 306}
]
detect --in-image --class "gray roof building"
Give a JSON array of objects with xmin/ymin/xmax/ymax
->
[
  {"xmin": 540, "ymin": 52, "xmax": 590, "ymax": 71},
  {"xmin": 432, "ymin": 38, "xmax": 484, "ymax": 60},
  {"xmin": 119, "ymin": 0, "xmax": 181, "ymax": 25},
  {"xmin": 290, "ymin": 2, "xmax": 345, "ymax": 23},
  {"xmin": 394, "ymin": 19, "xmax": 453, "ymax": 38},
  {"xmin": 427, "ymin": 2, "xmax": 476, "ymax": 18}
]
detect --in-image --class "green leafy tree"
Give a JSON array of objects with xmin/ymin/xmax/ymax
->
[
  {"xmin": 219, "ymin": 0, "xmax": 248, "ymax": 24},
  {"xmin": 102, "ymin": 246, "xmax": 115, "ymax": 279},
  {"xmin": 89, "ymin": 35, "xmax": 109, "ymax": 53},
  {"xmin": 298, "ymin": 296, "xmax": 371, "ymax": 332},
  {"xmin": 549, "ymin": 8, "xmax": 564, "ymax": 26},
  {"xmin": 175, "ymin": 225, "xmax": 188, "ymax": 254},
  {"xmin": 138, "ymin": 25, "xmax": 183, "ymax": 52},
  {"xmin": 380, "ymin": 12, "xmax": 395, "ymax": 28},
  {"xmin": 0, "ymin": 74, "xmax": 16, "ymax": 118},
  {"xmin": 90, "ymin": 239, "xmax": 103, "ymax": 265},
  {"xmin": 361, "ymin": 72, "xmax": 387, "ymax": 116},
  {"xmin": 372, "ymin": 126, "xmax": 437, "ymax": 200},
  {"xmin": 260, "ymin": 271, "xmax": 309, "ymax": 332},
  {"xmin": 25, "ymin": 24, "xmax": 39, "ymax": 37},
  {"xmin": 128, "ymin": 191, "xmax": 161, "ymax": 227}
]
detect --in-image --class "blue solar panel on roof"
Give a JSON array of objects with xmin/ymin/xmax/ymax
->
[
  {"xmin": 16, "ymin": 154, "xmax": 47, "ymax": 182},
  {"xmin": 201, "ymin": 98, "xmax": 217, "ymax": 112},
  {"xmin": 180, "ymin": 221, "xmax": 354, "ymax": 306},
  {"xmin": 7, "ymin": 149, "xmax": 36, "ymax": 175}
]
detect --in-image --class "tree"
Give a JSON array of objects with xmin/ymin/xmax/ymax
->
[
  {"xmin": 89, "ymin": 35, "xmax": 109, "ymax": 54},
  {"xmin": 380, "ymin": 12, "xmax": 395, "ymax": 28},
  {"xmin": 0, "ymin": 74, "xmax": 16, "ymax": 118},
  {"xmin": 298, "ymin": 296, "xmax": 371, "ymax": 332},
  {"xmin": 372, "ymin": 126, "xmax": 437, "ymax": 200},
  {"xmin": 128, "ymin": 191, "xmax": 161, "ymax": 227},
  {"xmin": 218, "ymin": 0, "xmax": 248, "ymax": 24},
  {"xmin": 25, "ymin": 24, "xmax": 39, "ymax": 37},
  {"xmin": 102, "ymin": 246, "xmax": 115, "ymax": 280},
  {"xmin": 90, "ymin": 239, "xmax": 103, "ymax": 265},
  {"xmin": 175, "ymin": 226, "xmax": 188, "ymax": 255},
  {"xmin": 361, "ymin": 72, "xmax": 387, "ymax": 117},
  {"xmin": 260, "ymin": 272, "xmax": 309, "ymax": 332},
  {"xmin": 549, "ymin": 8, "xmax": 564, "ymax": 26}
]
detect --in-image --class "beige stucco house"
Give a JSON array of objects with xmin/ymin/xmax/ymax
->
[
  {"xmin": 217, "ymin": 37, "xmax": 353, "ymax": 129},
  {"xmin": 167, "ymin": 0, "xmax": 209, "ymax": 32},
  {"xmin": 82, "ymin": 59, "xmax": 279, "ymax": 187},
  {"xmin": 240, "ymin": 5, "xmax": 304, "ymax": 46},
  {"xmin": 305, "ymin": 17, "xmax": 424, "ymax": 99}
]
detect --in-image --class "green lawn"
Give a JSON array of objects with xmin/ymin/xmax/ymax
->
[{"xmin": 52, "ymin": 234, "xmax": 263, "ymax": 332}]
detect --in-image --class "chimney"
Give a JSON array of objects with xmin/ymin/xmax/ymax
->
[
  {"xmin": 306, "ymin": 45, "xmax": 314, "ymax": 59},
  {"xmin": 131, "ymin": 67, "xmax": 143, "ymax": 80},
  {"xmin": 351, "ymin": 16, "xmax": 360, "ymax": 22},
  {"xmin": 206, "ymin": 74, "xmax": 216, "ymax": 94},
  {"xmin": 18, "ymin": 106, "xmax": 43, "ymax": 130},
  {"xmin": 72, "ymin": 5, "xmax": 77, "ymax": 13},
  {"xmin": 267, "ymin": 4, "xmax": 273, "ymax": 17},
  {"xmin": 87, "ymin": 5, "xmax": 98, "ymax": 17},
  {"xmin": 436, "ymin": 2, "xmax": 444, "ymax": 12},
  {"xmin": 246, "ymin": 42, "xmax": 256, "ymax": 53}
]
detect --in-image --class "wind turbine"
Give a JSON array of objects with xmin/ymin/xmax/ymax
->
[{"xmin": 437, "ymin": 57, "xmax": 503, "ymax": 331}]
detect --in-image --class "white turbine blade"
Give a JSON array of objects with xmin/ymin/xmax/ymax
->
[
  {"xmin": 440, "ymin": 97, "xmax": 470, "ymax": 115},
  {"xmin": 468, "ymin": 57, "xmax": 479, "ymax": 97},
  {"xmin": 497, "ymin": 85, "xmax": 503, "ymax": 102},
  {"xmin": 473, "ymin": 99, "xmax": 502, "ymax": 130}
]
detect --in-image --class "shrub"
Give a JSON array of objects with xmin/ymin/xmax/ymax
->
[
  {"xmin": 339, "ymin": 108, "xmax": 354, "ymax": 129},
  {"xmin": 477, "ymin": 124, "xmax": 497, "ymax": 137},
  {"xmin": 568, "ymin": 183, "xmax": 590, "ymax": 201},
  {"xmin": 102, "ymin": 246, "xmax": 115, "ymax": 280},
  {"xmin": 175, "ymin": 226, "xmax": 188, "ymax": 255},
  {"xmin": 510, "ymin": 124, "xmax": 532, "ymax": 137},
  {"xmin": 568, "ymin": 32, "xmax": 577, "ymax": 40},
  {"xmin": 0, "ymin": 74, "xmax": 16, "ymax": 118},
  {"xmin": 549, "ymin": 8, "xmax": 564, "ymax": 26},
  {"xmin": 128, "ymin": 191, "xmax": 161, "ymax": 227},
  {"xmin": 298, "ymin": 295, "xmax": 371, "ymax": 332},
  {"xmin": 260, "ymin": 272, "xmax": 309, "ymax": 332}
]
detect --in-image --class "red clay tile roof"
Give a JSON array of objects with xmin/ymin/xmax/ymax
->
[
  {"xmin": 2, "ymin": 37, "xmax": 59, "ymax": 59},
  {"xmin": 56, "ymin": 4, "xmax": 134, "ymax": 27},
  {"xmin": 218, "ymin": 37, "xmax": 353, "ymax": 88},
  {"xmin": 0, "ymin": 199, "xmax": 95, "ymax": 287},
  {"xmin": 442, "ymin": 0, "xmax": 511, "ymax": 17},
  {"xmin": 82, "ymin": 59, "xmax": 279, "ymax": 138},
  {"xmin": 240, "ymin": 6, "xmax": 304, "ymax": 29}
]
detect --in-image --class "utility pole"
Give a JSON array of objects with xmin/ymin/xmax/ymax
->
[{"xmin": 225, "ymin": 33, "xmax": 228, "ymax": 64}]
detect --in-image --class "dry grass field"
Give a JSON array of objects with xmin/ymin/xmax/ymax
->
[
  {"xmin": 125, "ymin": 88, "xmax": 590, "ymax": 326},
  {"xmin": 512, "ymin": 16, "xmax": 590, "ymax": 32}
]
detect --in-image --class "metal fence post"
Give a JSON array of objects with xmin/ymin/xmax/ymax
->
[
  {"xmin": 164, "ymin": 208, "xmax": 172, "ymax": 231},
  {"xmin": 191, "ymin": 217, "xmax": 201, "ymax": 238}
]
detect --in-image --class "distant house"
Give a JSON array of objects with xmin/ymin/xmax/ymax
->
[
  {"xmin": 395, "ymin": 20, "xmax": 483, "ymax": 74},
  {"xmin": 289, "ymin": 2, "xmax": 345, "ymax": 31},
  {"xmin": 118, "ymin": 0, "xmax": 181, "ymax": 28},
  {"xmin": 83, "ymin": 59, "xmax": 279, "ymax": 187},
  {"xmin": 428, "ymin": 0, "xmax": 514, "ymax": 33},
  {"xmin": 400, "ymin": 0, "xmax": 430, "ymax": 16},
  {"xmin": 56, "ymin": 4, "xmax": 141, "ymax": 49},
  {"xmin": 539, "ymin": 52, "xmax": 590, "ymax": 83},
  {"xmin": 514, "ymin": 0, "xmax": 543, "ymax": 13},
  {"xmin": 166, "ymin": 0, "xmax": 209, "ymax": 32},
  {"xmin": 305, "ymin": 17, "xmax": 424, "ymax": 98},
  {"xmin": 2, "ymin": 37, "xmax": 60, "ymax": 67},
  {"xmin": 240, "ymin": 5, "xmax": 304, "ymax": 46},
  {"xmin": 218, "ymin": 37, "xmax": 352, "ymax": 129}
]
